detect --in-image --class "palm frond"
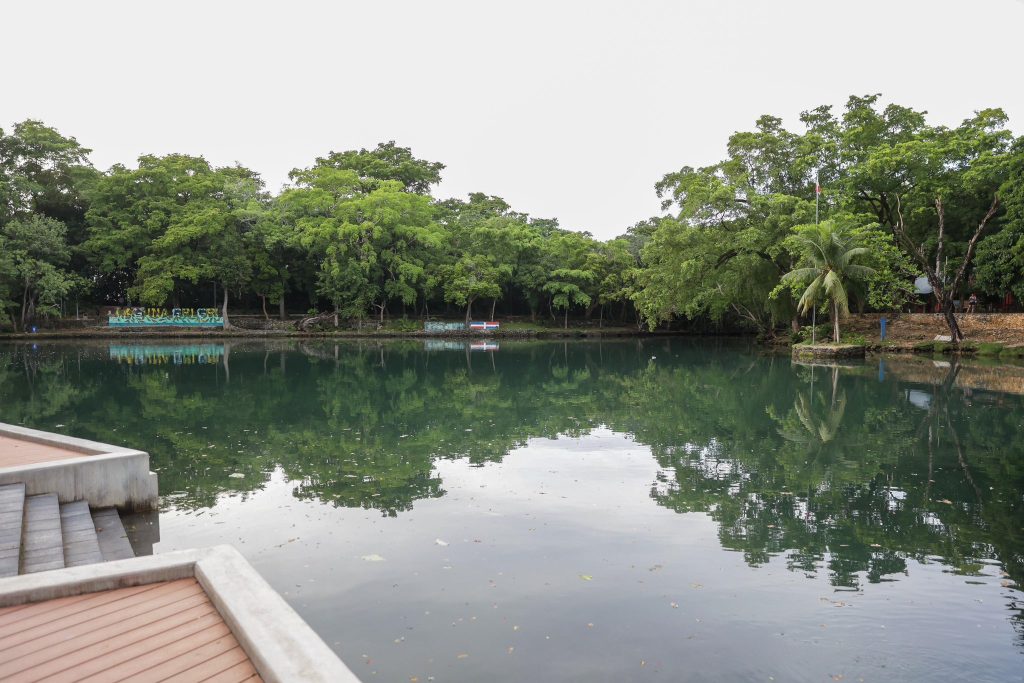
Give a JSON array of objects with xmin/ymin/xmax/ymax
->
[{"xmin": 823, "ymin": 270, "xmax": 849, "ymax": 316}]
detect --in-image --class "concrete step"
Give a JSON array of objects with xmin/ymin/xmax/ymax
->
[
  {"xmin": 20, "ymin": 494, "xmax": 64, "ymax": 574},
  {"xmin": 0, "ymin": 483, "xmax": 26, "ymax": 578},
  {"xmin": 60, "ymin": 500, "xmax": 103, "ymax": 567},
  {"xmin": 92, "ymin": 507, "xmax": 135, "ymax": 562}
]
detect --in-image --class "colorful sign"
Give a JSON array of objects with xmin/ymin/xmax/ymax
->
[
  {"xmin": 109, "ymin": 344, "xmax": 225, "ymax": 365},
  {"xmin": 424, "ymin": 321, "xmax": 467, "ymax": 333},
  {"xmin": 108, "ymin": 307, "xmax": 224, "ymax": 328},
  {"xmin": 469, "ymin": 321, "xmax": 500, "ymax": 331}
]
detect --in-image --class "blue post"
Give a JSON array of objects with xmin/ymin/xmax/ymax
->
[{"xmin": 880, "ymin": 317, "xmax": 887, "ymax": 341}]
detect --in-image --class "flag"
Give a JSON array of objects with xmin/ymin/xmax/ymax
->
[{"xmin": 815, "ymin": 172, "xmax": 821, "ymax": 195}]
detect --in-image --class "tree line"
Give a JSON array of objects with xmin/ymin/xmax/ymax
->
[{"xmin": 2, "ymin": 93, "xmax": 1023, "ymax": 337}]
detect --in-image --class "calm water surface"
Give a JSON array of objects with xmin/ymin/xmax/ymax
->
[{"xmin": 1, "ymin": 339, "xmax": 1022, "ymax": 682}]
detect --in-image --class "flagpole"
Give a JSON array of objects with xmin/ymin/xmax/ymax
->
[{"xmin": 812, "ymin": 169, "xmax": 819, "ymax": 345}]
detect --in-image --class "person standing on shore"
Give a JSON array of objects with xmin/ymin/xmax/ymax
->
[{"xmin": 967, "ymin": 292, "xmax": 978, "ymax": 314}]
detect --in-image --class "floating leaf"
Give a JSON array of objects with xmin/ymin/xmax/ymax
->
[{"xmin": 579, "ymin": 574, "xmax": 593, "ymax": 581}]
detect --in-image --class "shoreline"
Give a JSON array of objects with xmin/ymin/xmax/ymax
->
[{"xmin": 0, "ymin": 326, "xmax": 676, "ymax": 342}]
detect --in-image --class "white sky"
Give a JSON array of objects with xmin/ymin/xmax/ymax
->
[{"xmin": 4, "ymin": 0, "xmax": 1023, "ymax": 239}]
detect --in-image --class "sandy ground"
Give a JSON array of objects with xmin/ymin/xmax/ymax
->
[{"xmin": 843, "ymin": 313, "xmax": 1024, "ymax": 348}]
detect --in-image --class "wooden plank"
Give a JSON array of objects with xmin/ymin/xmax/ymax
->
[
  {"xmin": 0, "ymin": 434, "xmax": 85, "ymax": 467},
  {"xmin": 159, "ymin": 646, "xmax": 253, "ymax": 682},
  {"xmin": 0, "ymin": 579, "xmax": 262, "ymax": 683},
  {"xmin": 20, "ymin": 494, "xmax": 64, "ymax": 574},
  {"xmin": 199, "ymin": 657, "xmax": 263, "ymax": 682},
  {"xmin": 115, "ymin": 632, "xmax": 242, "ymax": 681},
  {"xmin": 60, "ymin": 501, "xmax": 103, "ymax": 567},
  {"xmin": 0, "ymin": 603, "xmax": 219, "ymax": 680},
  {"xmin": 91, "ymin": 508, "xmax": 135, "ymax": 561},
  {"xmin": 74, "ymin": 622, "xmax": 233, "ymax": 681},
  {"xmin": 0, "ymin": 580, "xmax": 191, "ymax": 640},
  {"xmin": 0, "ymin": 585, "xmax": 211, "ymax": 661},
  {"xmin": 0, "ymin": 583, "xmax": 158, "ymax": 627}
]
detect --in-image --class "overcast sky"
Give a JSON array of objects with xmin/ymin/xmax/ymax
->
[{"xmin": 5, "ymin": 0, "xmax": 1023, "ymax": 238}]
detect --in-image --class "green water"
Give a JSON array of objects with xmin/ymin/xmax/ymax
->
[{"xmin": 1, "ymin": 339, "xmax": 1022, "ymax": 681}]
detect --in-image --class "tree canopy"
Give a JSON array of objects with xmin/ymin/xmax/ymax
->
[{"xmin": 1, "ymin": 94, "xmax": 1022, "ymax": 334}]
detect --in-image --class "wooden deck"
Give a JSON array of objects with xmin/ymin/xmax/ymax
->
[
  {"xmin": 0, "ymin": 434, "xmax": 87, "ymax": 468},
  {"xmin": 0, "ymin": 578, "xmax": 262, "ymax": 681}
]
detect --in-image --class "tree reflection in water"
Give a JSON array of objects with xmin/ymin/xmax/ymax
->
[{"xmin": 0, "ymin": 339, "xmax": 1021, "ymax": 639}]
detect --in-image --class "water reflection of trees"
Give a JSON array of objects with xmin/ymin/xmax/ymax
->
[{"xmin": 0, "ymin": 341, "xmax": 1021, "ymax": 602}]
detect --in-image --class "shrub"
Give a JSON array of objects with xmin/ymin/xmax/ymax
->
[{"xmin": 795, "ymin": 323, "xmax": 832, "ymax": 344}]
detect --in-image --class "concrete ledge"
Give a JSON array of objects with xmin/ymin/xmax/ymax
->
[
  {"xmin": 792, "ymin": 344, "xmax": 866, "ymax": 359},
  {"xmin": 0, "ymin": 423, "xmax": 158, "ymax": 511},
  {"xmin": 0, "ymin": 545, "xmax": 360, "ymax": 682}
]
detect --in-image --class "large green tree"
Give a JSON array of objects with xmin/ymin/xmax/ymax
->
[
  {"xmin": 282, "ymin": 165, "xmax": 440, "ymax": 323},
  {"xmin": 0, "ymin": 215, "xmax": 77, "ymax": 330}
]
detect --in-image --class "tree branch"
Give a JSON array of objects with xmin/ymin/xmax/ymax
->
[{"xmin": 950, "ymin": 194, "xmax": 1000, "ymax": 296}]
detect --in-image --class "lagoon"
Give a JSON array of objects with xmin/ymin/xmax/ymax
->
[{"xmin": 0, "ymin": 339, "xmax": 1021, "ymax": 681}]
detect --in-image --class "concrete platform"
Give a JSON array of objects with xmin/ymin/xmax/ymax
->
[{"xmin": 0, "ymin": 423, "xmax": 158, "ymax": 511}]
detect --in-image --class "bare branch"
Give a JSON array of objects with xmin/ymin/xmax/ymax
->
[{"xmin": 950, "ymin": 194, "xmax": 1000, "ymax": 296}]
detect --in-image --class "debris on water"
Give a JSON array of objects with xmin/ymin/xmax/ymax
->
[
  {"xmin": 670, "ymin": 602, "xmax": 679, "ymax": 609},
  {"xmin": 579, "ymin": 574, "xmax": 593, "ymax": 581},
  {"xmin": 456, "ymin": 653, "xmax": 469, "ymax": 659},
  {"xmin": 435, "ymin": 539, "xmax": 449, "ymax": 546},
  {"xmin": 361, "ymin": 554, "xmax": 386, "ymax": 562},
  {"xmin": 228, "ymin": 472, "xmax": 245, "ymax": 478}
]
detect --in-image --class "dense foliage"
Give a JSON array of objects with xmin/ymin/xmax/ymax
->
[{"xmin": 2, "ymin": 94, "xmax": 1022, "ymax": 335}]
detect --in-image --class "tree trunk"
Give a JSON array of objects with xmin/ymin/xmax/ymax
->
[
  {"xmin": 941, "ymin": 301, "xmax": 964, "ymax": 343},
  {"xmin": 221, "ymin": 285, "xmax": 232, "ymax": 328},
  {"xmin": 465, "ymin": 298, "xmax": 473, "ymax": 324},
  {"xmin": 490, "ymin": 298, "xmax": 496, "ymax": 321},
  {"xmin": 564, "ymin": 308, "xmax": 568, "ymax": 329},
  {"xmin": 333, "ymin": 306, "xmax": 339, "ymax": 328},
  {"xmin": 279, "ymin": 297, "xmax": 286, "ymax": 321},
  {"xmin": 261, "ymin": 295, "xmax": 269, "ymax": 320},
  {"xmin": 599, "ymin": 306, "xmax": 604, "ymax": 329},
  {"xmin": 791, "ymin": 316, "xmax": 800, "ymax": 334},
  {"xmin": 21, "ymin": 279, "xmax": 30, "ymax": 330},
  {"xmin": 832, "ymin": 300, "xmax": 840, "ymax": 344}
]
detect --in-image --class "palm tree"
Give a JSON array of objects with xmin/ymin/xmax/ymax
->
[{"xmin": 782, "ymin": 222, "xmax": 875, "ymax": 344}]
